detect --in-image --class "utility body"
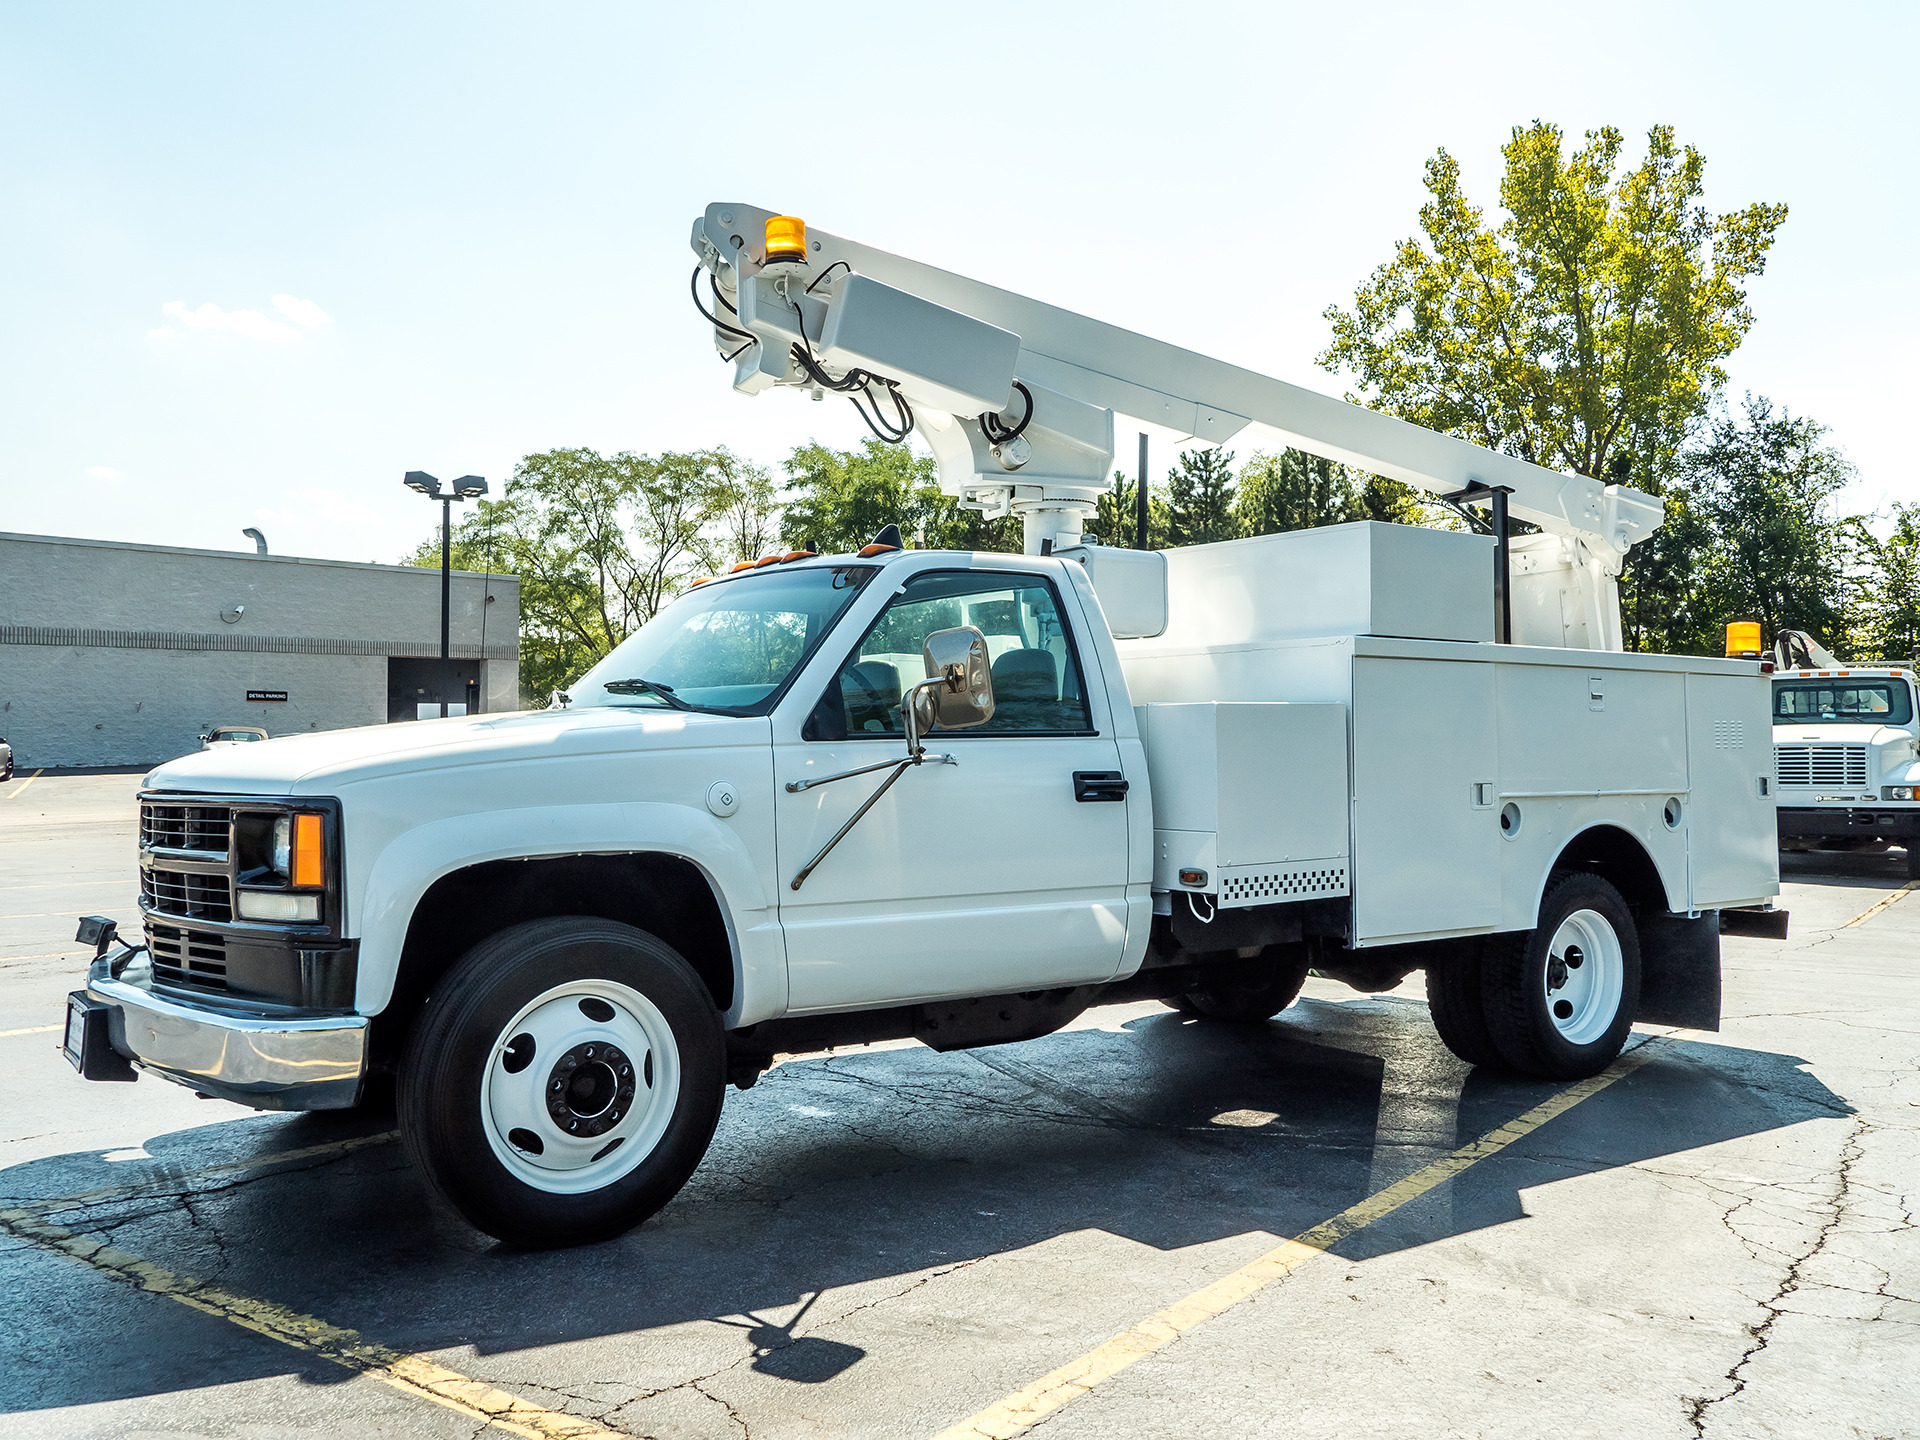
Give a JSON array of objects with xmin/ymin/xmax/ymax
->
[{"xmin": 64, "ymin": 207, "xmax": 1780, "ymax": 1246}]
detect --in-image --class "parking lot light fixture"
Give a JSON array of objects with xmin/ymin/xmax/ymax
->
[{"xmin": 401, "ymin": 471, "xmax": 486, "ymax": 718}]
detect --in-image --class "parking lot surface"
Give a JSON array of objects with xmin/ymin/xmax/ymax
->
[{"xmin": 3, "ymin": 771, "xmax": 1916, "ymax": 1439}]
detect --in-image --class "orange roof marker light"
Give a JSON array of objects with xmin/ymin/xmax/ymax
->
[
  {"xmin": 764, "ymin": 215, "xmax": 807, "ymax": 264},
  {"xmin": 856, "ymin": 523, "xmax": 904, "ymax": 558},
  {"xmin": 689, "ymin": 577, "xmax": 714, "ymax": 587},
  {"xmin": 753, "ymin": 554, "xmax": 783, "ymax": 567},
  {"xmin": 729, "ymin": 561, "xmax": 756, "ymax": 573},
  {"xmin": 782, "ymin": 550, "xmax": 816, "ymax": 562}
]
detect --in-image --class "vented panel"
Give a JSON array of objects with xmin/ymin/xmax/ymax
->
[
  {"xmin": 140, "ymin": 803, "xmax": 231, "ymax": 854},
  {"xmin": 146, "ymin": 922, "xmax": 230, "ymax": 992},
  {"xmin": 1774, "ymin": 744, "xmax": 1868, "ymax": 790},
  {"xmin": 1218, "ymin": 860, "xmax": 1350, "ymax": 908},
  {"xmin": 141, "ymin": 867, "xmax": 234, "ymax": 923}
]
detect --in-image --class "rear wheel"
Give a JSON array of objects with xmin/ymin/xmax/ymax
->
[
  {"xmin": 1906, "ymin": 844, "xmax": 1920, "ymax": 881},
  {"xmin": 1425, "ymin": 940, "xmax": 1503, "ymax": 1068},
  {"xmin": 399, "ymin": 916, "xmax": 725, "ymax": 1247},
  {"xmin": 1481, "ymin": 873, "xmax": 1640, "ymax": 1080}
]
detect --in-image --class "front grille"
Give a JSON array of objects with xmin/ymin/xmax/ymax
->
[
  {"xmin": 141, "ymin": 867, "xmax": 234, "ymax": 923},
  {"xmin": 146, "ymin": 922, "xmax": 230, "ymax": 991},
  {"xmin": 140, "ymin": 802, "xmax": 231, "ymax": 853},
  {"xmin": 1775, "ymin": 744, "xmax": 1869, "ymax": 789}
]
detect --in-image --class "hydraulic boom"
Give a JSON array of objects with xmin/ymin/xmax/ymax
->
[{"xmin": 691, "ymin": 204, "xmax": 1664, "ymax": 650}]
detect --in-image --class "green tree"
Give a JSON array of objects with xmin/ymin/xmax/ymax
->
[
  {"xmin": 1319, "ymin": 121, "xmax": 1788, "ymax": 646},
  {"xmin": 1237, "ymin": 450, "xmax": 1366, "ymax": 534},
  {"xmin": 1086, "ymin": 468, "xmax": 1172, "ymax": 548},
  {"xmin": 779, "ymin": 438, "xmax": 1021, "ymax": 554},
  {"xmin": 1851, "ymin": 503, "xmax": 1920, "ymax": 665},
  {"xmin": 1166, "ymin": 448, "xmax": 1239, "ymax": 547},
  {"xmin": 413, "ymin": 446, "xmax": 760, "ymax": 703},
  {"xmin": 1686, "ymin": 397, "xmax": 1858, "ymax": 651}
]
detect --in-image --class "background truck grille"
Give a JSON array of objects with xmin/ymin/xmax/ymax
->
[
  {"xmin": 1774, "ymin": 744, "xmax": 1869, "ymax": 789},
  {"xmin": 141, "ymin": 867, "xmax": 234, "ymax": 923},
  {"xmin": 140, "ymin": 802, "xmax": 231, "ymax": 853},
  {"xmin": 145, "ymin": 922, "xmax": 229, "ymax": 991}
]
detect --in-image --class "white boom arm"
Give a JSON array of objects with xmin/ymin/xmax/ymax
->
[{"xmin": 691, "ymin": 204, "xmax": 1664, "ymax": 650}]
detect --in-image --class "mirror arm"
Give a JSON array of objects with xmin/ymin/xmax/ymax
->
[{"xmin": 790, "ymin": 751, "xmax": 970, "ymax": 892}]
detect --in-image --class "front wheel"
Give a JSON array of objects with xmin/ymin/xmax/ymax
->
[
  {"xmin": 1480, "ymin": 873, "xmax": 1640, "ymax": 1080},
  {"xmin": 399, "ymin": 917, "xmax": 725, "ymax": 1247},
  {"xmin": 1166, "ymin": 947, "xmax": 1312, "ymax": 1022}
]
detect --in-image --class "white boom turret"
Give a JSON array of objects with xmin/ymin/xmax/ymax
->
[{"xmin": 691, "ymin": 204, "xmax": 1665, "ymax": 650}]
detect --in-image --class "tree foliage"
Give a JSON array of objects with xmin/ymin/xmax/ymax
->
[
  {"xmin": 413, "ymin": 445, "xmax": 776, "ymax": 703},
  {"xmin": 1321, "ymin": 122, "xmax": 1786, "ymax": 491},
  {"xmin": 1851, "ymin": 504, "xmax": 1920, "ymax": 665},
  {"xmin": 777, "ymin": 438, "xmax": 1022, "ymax": 555},
  {"xmin": 1166, "ymin": 448, "xmax": 1239, "ymax": 547}
]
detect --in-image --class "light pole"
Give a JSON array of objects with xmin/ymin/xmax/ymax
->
[{"xmin": 403, "ymin": 471, "xmax": 488, "ymax": 717}]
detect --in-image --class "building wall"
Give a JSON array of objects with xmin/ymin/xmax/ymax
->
[{"xmin": 0, "ymin": 532, "xmax": 521, "ymax": 768}]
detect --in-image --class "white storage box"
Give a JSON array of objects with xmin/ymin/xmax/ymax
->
[
  {"xmin": 1135, "ymin": 701, "xmax": 1350, "ymax": 908},
  {"xmin": 1155, "ymin": 521, "xmax": 1493, "ymax": 647}
]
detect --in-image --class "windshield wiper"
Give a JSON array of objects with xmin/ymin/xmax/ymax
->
[{"xmin": 600, "ymin": 677, "xmax": 692, "ymax": 710}]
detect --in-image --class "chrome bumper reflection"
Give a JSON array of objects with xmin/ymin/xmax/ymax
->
[{"xmin": 87, "ymin": 947, "xmax": 367, "ymax": 1111}]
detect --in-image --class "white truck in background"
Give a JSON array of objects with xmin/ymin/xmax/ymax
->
[
  {"xmin": 62, "ymin": 207, "xmax": 1780, "ymax": 1248},
  {"xmin": 1766, "ymin": 630, "xmax": 1920, "ymax": 877}
]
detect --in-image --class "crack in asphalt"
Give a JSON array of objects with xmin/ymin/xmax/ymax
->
[{"xmin": 1684, "ymin": 1118, "xmax": 1868, "ymax": 1437}]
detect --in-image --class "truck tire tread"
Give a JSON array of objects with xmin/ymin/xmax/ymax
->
[{"xmin": 1425, "ymin": 941, "xmax": 1504, "ymax": 1068}]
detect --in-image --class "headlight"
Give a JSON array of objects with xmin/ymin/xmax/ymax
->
[
  {"xmin": 271, "ymin": 815, "xmax": 292, "ymax": 877},
  {"xmin": 1884, "ymin": 785, "xmax": 1917, "ymax": 801}
]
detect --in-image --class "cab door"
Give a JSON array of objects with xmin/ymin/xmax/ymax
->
[{"xmin": 772, "ymin": 565, "xmax": 1131, "ymax": 1011}]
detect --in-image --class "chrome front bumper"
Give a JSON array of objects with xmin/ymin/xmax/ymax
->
[{"xmin": 86, "ymin": 945, "xmax": 368, "ymax": 1111}]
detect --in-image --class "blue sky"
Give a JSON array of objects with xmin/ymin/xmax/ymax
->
[{"xmin": 3, "ymin": 1, "xmax": 1912, "ymax": 564}]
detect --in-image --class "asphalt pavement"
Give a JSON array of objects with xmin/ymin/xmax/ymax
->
[{"xmin": 2, "ymin": 770, "xmax": 1915, "ymax": 1439}]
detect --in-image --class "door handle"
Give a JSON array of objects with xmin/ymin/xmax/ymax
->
[{"xmin": 1073, "ymin": 771, "xmax": 1129, "ymax": 802}]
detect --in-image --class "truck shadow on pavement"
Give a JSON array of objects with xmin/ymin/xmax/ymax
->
[{"xmin": 0, "ymin": 995, "xmax": 1851, "ymax": 1416}]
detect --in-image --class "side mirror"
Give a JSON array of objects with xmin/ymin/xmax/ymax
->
[{"xmin": 905, "ymin": 625, "xmax": 995, "ymax": 753}]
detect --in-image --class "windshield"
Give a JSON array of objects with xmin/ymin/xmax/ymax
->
[
  {"xmin": 571, "ymin": 564, "xmax": 878, "ymax": 714},
  {"xmin": 1773, "ymin": 679, "xmax": 1914, "ymax": 726}
]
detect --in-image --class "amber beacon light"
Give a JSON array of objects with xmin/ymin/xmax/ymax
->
[
  {"xmin": 1725, "ymin": 621, "xmax": 1762, "ymax": 659},
  {"xmin": 764, "ymin": 214, "xmax": 807, "ymax": 262}
]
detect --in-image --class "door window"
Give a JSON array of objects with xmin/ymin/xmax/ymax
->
[{"xmin": 809, "ymin": 571, "xmax": 1091, "ymax": 739}]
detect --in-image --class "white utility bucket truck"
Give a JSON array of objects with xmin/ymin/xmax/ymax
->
[
  {"xmin": 1762, "ymin": 628, "xmax": 1920, "ymax": 876},
  {"xmin": 62, "ymin": 207, "xmax": 1782, "ymax": 1247}
]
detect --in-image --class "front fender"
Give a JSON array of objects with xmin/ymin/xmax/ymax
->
[{"xmin": 352, "ymin": 802, "xmax": 781, "ymax": 1023}]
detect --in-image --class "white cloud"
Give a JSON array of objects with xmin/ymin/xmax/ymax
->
[
  {"xmin": 147, "ymin": 327, "xmax": 174, "ymax": 339},
  {"xmin": 160, "ymin": 300, "xmax": 299, "ymax": 342},
  {"xmin": 272, "ymin": 294, "xmax": 331, "ymax": 328},
  {"xmin": 85, "ymin": 465, "xmax": 122, "ymax": 480}
]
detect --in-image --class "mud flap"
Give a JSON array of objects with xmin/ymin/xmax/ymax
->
[{"xmin": 1636, "ymin": 912, "xmax": 1722, "ymax": 1031}]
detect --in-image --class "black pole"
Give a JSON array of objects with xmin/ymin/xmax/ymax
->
[
  {"xmin": 1135, "ymin": 432, "xmax": 1149, "ymax": 550},
  {"xmin": 1491, "ymin": 486, "xmax": 1512, "ymax": 645},
  {"xmin": 440, "ymin": 495, "xmax": 452, "ymax": 717}
]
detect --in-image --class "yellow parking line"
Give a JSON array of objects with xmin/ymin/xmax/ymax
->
[
  {"xmin": 0, "ymin": 1024, "xmax": 60, "ymax": 1039},
  {"xmin": 1, "ymin": 1208, "xmax": 625, "ymax": 1438},
  {"xmin": 3, "ymin": 769, "xmax": 44, "ymax": 797},
  {"xmin": 934, "ymin": 1042, "xmax": 1661, "ymax": 1440},
  {"xmin": 1841, "ymin": 881, "xmax": 1918, "ymax": 929}
]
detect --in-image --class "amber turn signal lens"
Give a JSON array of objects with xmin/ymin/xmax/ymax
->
[
  {"xmin": 1178, "ymin": 868, "xmax": 1208, "ymax": 887},
  {"xmin": 764, "ymin": 214, "xmax": 807, "ymax": 261},
  {"xmin": 291, "ymin": 813, "xmax": 325, "ymax": 888}
]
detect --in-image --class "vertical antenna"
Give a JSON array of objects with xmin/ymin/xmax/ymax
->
[{"xmin": 1135, "ymin": 432, "xmax": 1149, "ymax": 550}]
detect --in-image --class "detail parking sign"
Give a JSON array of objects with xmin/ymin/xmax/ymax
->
[{"xmin": 247, "ymin": 690, "xmax": 289, "ymax": 703}]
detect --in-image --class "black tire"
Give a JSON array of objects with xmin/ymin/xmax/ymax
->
[
  {"xmin": 1906, "ymin": 844, "xmax": 1920, "ymax": 881},
  {"xmin": 1159, "ymin": 992, "xmax": 1202, "ymax": 1015},
  {"xmin": 1175, "ymin": 948, "xmax": 1312, "ymax": 1022},
  {"xmin": 398, "ymin": 916, "xmax": 725, "ymax": 1247},
  {"xmin": 1481, "ymin": 872, "xmax": 1641, "ymax": 1080},
  {"xmin": 1425, "ymin": 940, "xmax": 1504, "ymax": 1068}
]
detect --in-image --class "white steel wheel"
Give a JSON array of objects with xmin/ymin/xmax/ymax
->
[
  {"xmin": 1542, "ymin": 908, "xmax": 1625, "ymax": 1046},
  {"xmin": 480, "ymin": 979, "xmax": 682, "ymax": 1195}
]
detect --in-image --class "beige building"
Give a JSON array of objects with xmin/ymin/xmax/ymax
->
[{"xmin": 0, "ymin": 532, "xmax": 520, "ymax": 769}]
